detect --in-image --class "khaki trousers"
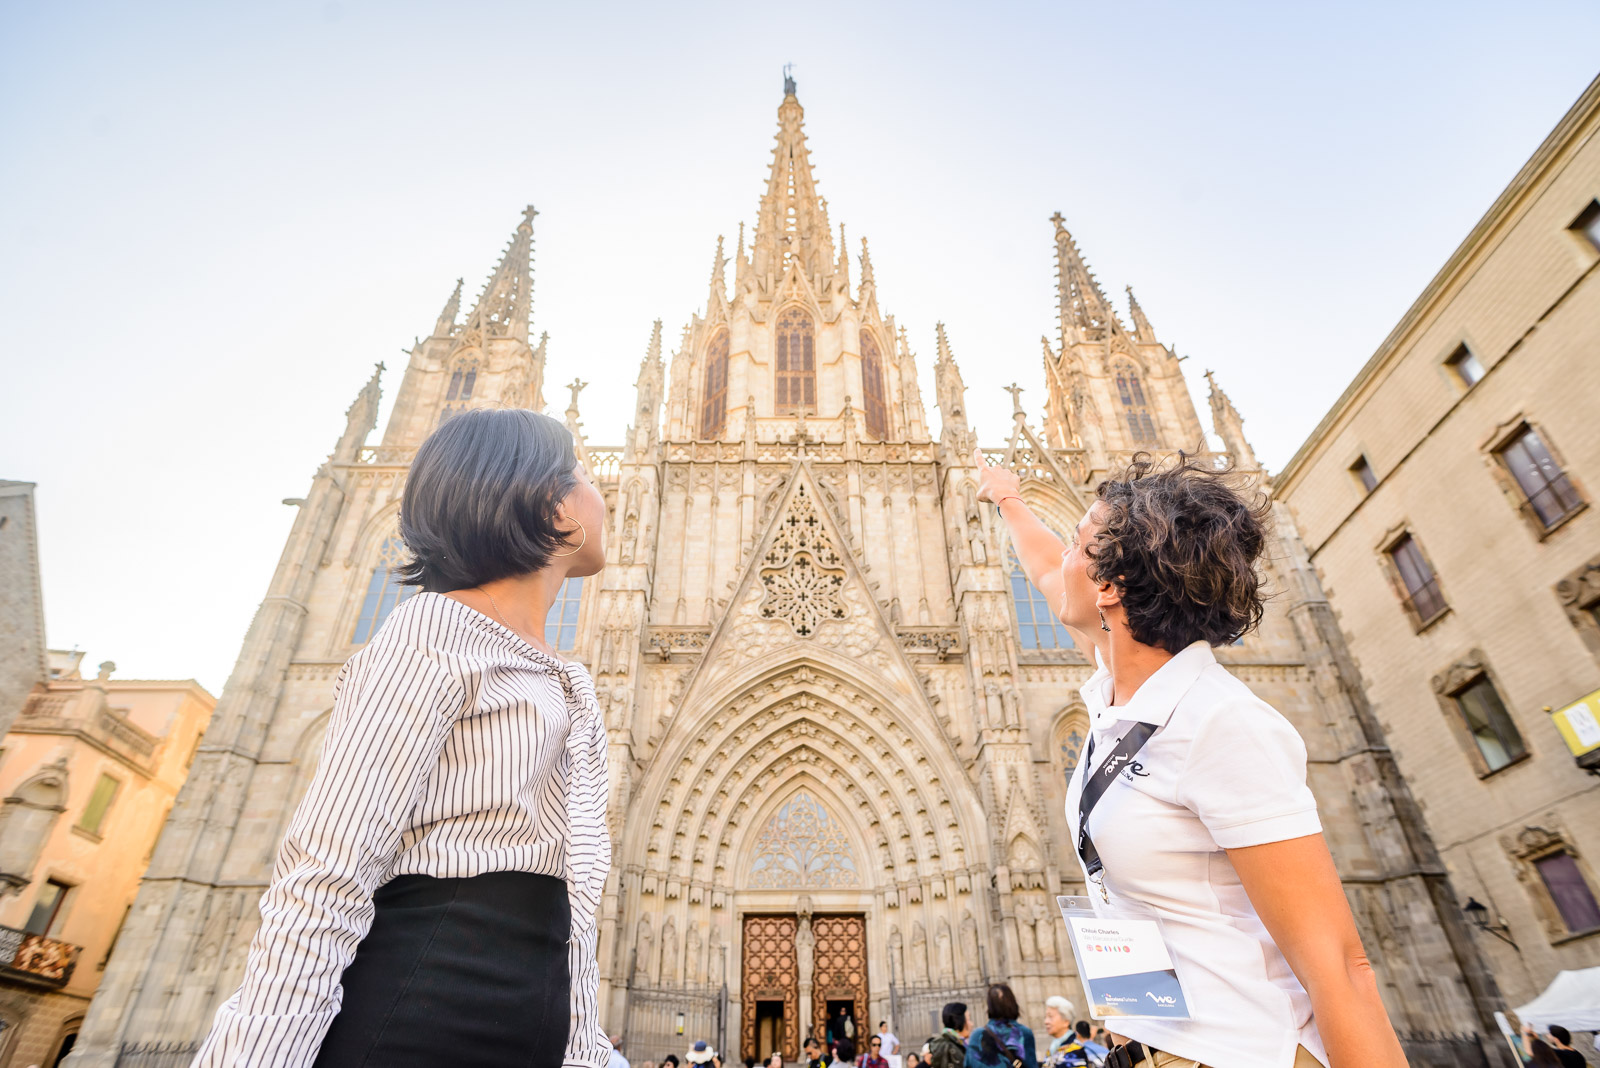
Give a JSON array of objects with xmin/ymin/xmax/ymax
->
[{"xmin": 1147, "ymin": 1045, "xmax": 1323, "ymax": 1067}]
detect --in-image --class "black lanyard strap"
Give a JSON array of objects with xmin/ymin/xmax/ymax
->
[{"xmin": 1075, "ymin": 722, "xmax": 1158, "ymax": 880}]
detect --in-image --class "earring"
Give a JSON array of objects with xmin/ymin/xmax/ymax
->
[
  {"xmin": 1098, "ymin": 608, "xmax": 1111, "ymax": 632},
  {"xmin": 551, "ymin": 517, "xmax": 587, "ymax": 558}
]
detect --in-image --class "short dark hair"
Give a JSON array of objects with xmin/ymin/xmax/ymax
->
[
  {"xmin": 986, "ymin": 983, "xmax": 1020, "ymax": 1022},
  {"xmin": 397, "ymin": 408, "xmax": 579, "ymax": 593},
  {"xmin": 1074, "ymin": 1022, "xmax": 1091, "ymax": 1039},
  {"xmin": 1089, "ymin": 454, "xmax": 1272, "ymax": 652},
  {"xmin": 879, "ymin": 1022, "xmax": 886, "ymax": 1029},
  {"xmin": 804, "ymin": 1038, "xmax": 820, "ymax": 1051},
  {"xmin": 665, "ymin": 1058, "xmax": 680, "ymax": 1067},
  {"xmin": 940, "ymin": 1002, "xmax": 967, "ymax": 1031},
  {"xmin": 1548, "ymin": 1025, "xmax": 1571, "ymax": 1044},
  {"xmin": 836, "ymin": 1040, "xmax": 855, "ymax": 1063}
]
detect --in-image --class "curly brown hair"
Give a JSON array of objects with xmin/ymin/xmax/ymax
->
[{"xmin": 1087, "ymin": 453, "xmax": 1273, "ymax": 652}]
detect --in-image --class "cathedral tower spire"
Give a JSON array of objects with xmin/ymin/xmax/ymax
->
[
  {"xmin": 434, "ymin": 278, "xmax": 463, "ymax": 338},
  {"xmin": 332, "ymin": 363, "xmax": 384, "ymax": 462},
  {"xmin": 935, "ymin": 322, "xmax": 974, "ymax": 455},
  {"xmin": 463, "ymin": 205, "xmax": 537, "ymax": 342},
  {"xmin": 1126, "ymin": 285, "xmax": 1157, "ymax": 343},
  {"xmin": 750, "ymin": 75, "xmax": 836, "ymax": 290},
  {"xmin": 1206, "ymin": 370, "xmax": 1259, "ymax": 470},
  {"xmin": 1051, "ymin": 212, "xmax": 1122, "ymax": 347}
]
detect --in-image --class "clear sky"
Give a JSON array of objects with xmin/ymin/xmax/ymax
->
[{"xmin": 3, "ymin": 2, "xmax": 1596, "ymax": 693}]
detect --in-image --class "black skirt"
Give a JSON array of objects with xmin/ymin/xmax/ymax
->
[{"xmin": 312, "ymin": 870, "xmax": 571, "ymax": 1068}]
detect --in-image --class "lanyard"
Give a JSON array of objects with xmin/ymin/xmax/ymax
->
[{"xmin": 1075, "ymin": 722, "xmax": 1158, "ymax": 900}]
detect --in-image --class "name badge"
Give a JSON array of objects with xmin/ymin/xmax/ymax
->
[{"xmin": 1056, "ymin": 896, "xmax": 1192, "ymax": 1020}]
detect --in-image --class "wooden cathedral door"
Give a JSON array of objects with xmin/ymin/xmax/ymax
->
[{"xmin": 741, "ymin": 915, "xmax": 799, "ymax": 1063}]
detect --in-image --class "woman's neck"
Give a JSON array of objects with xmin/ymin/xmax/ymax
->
[
  {"xmin": 450, "ymin": 567, "xmax": 570, "ymax": 654},
  {"xmin": 1088, "ymin": 625, "xmax": 1175, "ymax": 707}
]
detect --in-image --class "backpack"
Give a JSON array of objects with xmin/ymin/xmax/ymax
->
[{"xmin": 980, "ymin": 1024, "xmax": 1025, "ymax": 1068}]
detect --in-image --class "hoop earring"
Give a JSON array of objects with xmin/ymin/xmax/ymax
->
[
  {"xmin": 1098, "ymin": 608, "xmax": 1111, "ymax": 633},
  {"xmin": 551, "ymin": 517, "xmax": 587, "ymax": 558}
]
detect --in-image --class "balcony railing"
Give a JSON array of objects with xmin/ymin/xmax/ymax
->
[
  {"xmin": 1401, "ymin": 577, "xmax": 1449, "ymax": 628},
  {"xmin": 0, "ymin": 924, "xmax": 81, "ymax": 987}
]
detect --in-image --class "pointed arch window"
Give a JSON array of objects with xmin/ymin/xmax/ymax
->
[
  {"xmin": 1114, "ymin": 360, "xmax": 1158, "ymax": 446},
  {"xmin": 546, "ymin": 576, "xmax": 583, "ymax": 652},
  {"xmin": 775, "ymin": 307, "xmax": 816, "ymax": 415},
  {"xmin": 352, "ymin": 536, "xmax": 418, "ymax": 643},
  {"xmin": 699, "ymin": 329, "xmax": 730, "ymax": 439},
  {"xmin": 1008, "ymin": 546, "xmax": 1075, "ymax": 650},
  {"xmin": 860, "ymin": 329, "xmax": 888, "ymax": 439},
  {"xmin": 1052, "ymin": 710, "xmax": 1090, "ymax": 789},
  {"xmin": 446, "ymin": 360, "xmax": 478, "ymax": 402}
]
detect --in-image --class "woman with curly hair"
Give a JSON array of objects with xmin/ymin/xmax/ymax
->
[{"xmin": 976, "ymin": 450, "xmax": 1404, "ymax": 1068}]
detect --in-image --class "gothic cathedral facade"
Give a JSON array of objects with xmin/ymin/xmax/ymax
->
[{"xmin": 68, "ymin": 80, "xmax": 1500, "ymax": 1066}]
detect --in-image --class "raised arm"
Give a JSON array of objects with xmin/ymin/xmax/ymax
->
[
  {"xmin": 971, "ymin": 448, "xmax": 1067, "ymax": 608},
  {"xmin": 1228, "ymin": 834, "xmax": 1407, "ymax": 1068},
  {"xmin": 193, "ymin": 635, "xmax": 465, "ymax": 1068}
]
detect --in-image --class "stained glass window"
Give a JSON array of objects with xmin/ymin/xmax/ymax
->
[
  {"xmin": 352, "ymin": 536, "xmax": 418, "ymax": 643},
  {"xmin": 700, "ymin": 329, "xmax": 729, "ymax": 439},
  {"xmin": 1113, "ymin": 361, "xmax": 1158, "ymax": 446},
  {"xmin": 775, "ymin": 307, "xmax": 816, "ymax": 414},
  {"xmin": 546, "ymin": 575, "xmax": 583, "ymax": 652},
  {"xmin": 1055, "ymin": 718, "xmax": 1088, "ymax": 788},
  {"xmin": 1009, "ymin": 547, "xmax": 1075, "ymax": 650},
  {"xmin": 860, "ymin": 329, "xmax": 888, "ymax": 439},
  {"xmin": 446, "ymin": 361, "xmax": 478, "ymax": 401}
]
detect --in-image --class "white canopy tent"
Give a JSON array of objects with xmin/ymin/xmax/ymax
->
[{"xmin": 1516, "ymin": 968, "xmax": 1600, "ymax": 1032}]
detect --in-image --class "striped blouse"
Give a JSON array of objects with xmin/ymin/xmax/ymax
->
[{"xmin": 194, "ymin": 592, "xmax": 612, "ymax": 1068}]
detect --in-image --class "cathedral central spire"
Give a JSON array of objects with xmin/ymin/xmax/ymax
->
[
  {"xmin": 1051, "ymin": 212, "xmax": 1122, "ymax": 347},
  {"xmin": 749, "ymin": 75, "xmax": 836, "ymax": 288},
  {"xmin": 463, "ymin": 205, "xmax": 537, "ymax": 342}
]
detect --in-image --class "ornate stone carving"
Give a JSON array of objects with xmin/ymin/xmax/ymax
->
[
  {"xmin": 748, "ymin": 790, "xmax": 862, "ymax": 889},
  {"xmin": 760, "ymin": 483, "xmax": 848, "ymax": 636}
]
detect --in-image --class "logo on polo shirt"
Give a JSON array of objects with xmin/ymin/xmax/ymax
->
[{"xmin": 1121, "ymin": 759, "xmax": 1149, "ymax": 781}]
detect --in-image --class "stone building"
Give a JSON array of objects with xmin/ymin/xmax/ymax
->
[
  {"xmin": 0, "ymin": 481, "xmax": 48, "ymax": 740},
  {"xmin": 70, "ymin": 78, "xmax": 1502, "ymax": 1066},
  {"xmin": 0, "ymin": 652, "xmax": 214, "ymax": 1068},
  {"xmin": 1276, "ymin": 75, "xmax": 1600, "ymax": 1011}
]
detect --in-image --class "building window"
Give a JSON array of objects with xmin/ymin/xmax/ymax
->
[
  {"xmin": 1451, "ymin": 675, "xmax": 1527, "ymax": 773},
  {"xmin": 1535, "ymin": 851, "xmax": 1600, "ymax": 933},
  {"xmin": 699, "ymin": 329, "xmax": 729, "ymax": 439},
  {"xmin": 1053, "ymin": 712, "xmax": 1089, "ymax": 789},
  {"xmin": 860, "ymin": 329, "xmax": 888, "ymax": 439},
  {"xmin": 774, "ymin": 307, "xmax": 816, "ymax": 415},
  {"xmin": 546, "ymin": 575, "xmax": 583, "ymax": 652},
  {"xmin": 1009, "ymin": 549, "xmax": 1074, "ymax": 650},
  {"xmin": 25, "ymin": 879, "xmax": 71, "ymax": 936},
  {"xmin": 1113, "ymin": 361, "xmax": 1158, "ymax": 445},
  {"xmin": 446, "ymin": 361, "xmax": 478, "ymax": 402},
  {"xmin": 76, "ymin": 774, "xmax": 120, "ymax": 837},
  {"xmin": 1387, "ymin": 533, "xmax": 1447, "ymax": 627},
  {"xmin": 1496, "ymin": 424, "xmax": 1584, "ymax": 529},
  {"xmin": 1570, "ymin": 199, "xmax": 1600, "ymax": 252},
  {"xmin": 352, "ymin": 536, "xmax": 418, "ymax": 643},
  {"xmin": 1445, "ymin": 344, "xmax": 1485, "ymax": 388},
  {"xmin": 1350, "ymin": 454, "xmax": 1377, "ymax": 494}
]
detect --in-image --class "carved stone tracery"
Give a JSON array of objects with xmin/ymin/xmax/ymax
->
[
  {"xmin": 760, "ymin": 483, "xmax": 848, "ymax": 636},
  {"xmin": 748, "ymin": 790, "xmax": 862, "ymax": 889}
]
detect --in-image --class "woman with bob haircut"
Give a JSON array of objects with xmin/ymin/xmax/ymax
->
[
  {"xmin": 976, "ymin": 450, "xmax": 1405, "ymax": 1068},
  {"xmin": 195, "ymin": 408, "xmax": 611, "ymax": 1068}
]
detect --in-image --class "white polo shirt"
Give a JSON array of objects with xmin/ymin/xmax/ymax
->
[{"xmin": 1064, "ymin": 641, "xmax": 1327, "ymax": 1068}]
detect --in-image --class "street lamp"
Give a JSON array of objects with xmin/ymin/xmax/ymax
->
[{"xmin": 1462, "ymin": 897, "xmax": 1519, "ymax": 949}]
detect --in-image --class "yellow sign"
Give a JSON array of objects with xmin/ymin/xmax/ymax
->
[{"xmin": 1549, "ymin": 687, "xmax": 1600, "ymax": 757}]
